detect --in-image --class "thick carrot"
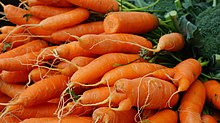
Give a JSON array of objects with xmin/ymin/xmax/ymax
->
[
  {"xmin": 204, "ymin": 80, "xmax": 220, "ymax": 110},
  {"xmin": 92, "ymin": 107, "xmax": 137, "ymax": 123},
  {"xmin": 78, "ymin": 33, "xmax": 153, "ymax": 55},
  {"xmin": 51, "ymin": 21, "xmax": 104, "ymax": 42},
  {"xmin": 202, "ymin": 114, "xmax": 218, "ymax": 123},
  {"xmin": 143, "ymin": 32, "xmax": 185, "ymax": 52},
  {"xmin": 0, "ymin": 70, "xmax": 29, "ymax": 84},
  {"xmin": 0, "ymin": 94, "xmax": 11, "ymax": 111},
  {"xmin": 66, "ymin": 0, "xmax": 119, "ymax": 14},
  {"xmin": 1, "ymin": 4, "xmax": 41, "ymax": 25},
  {"xmin": 38, "ymin": 7, "xmax": 90, "ymax": 31},
  {"xmin": 28, "ymin": 5, "xmax": 73, "ymax": 19},
  {"xmin": 0, "ymin": 39, "xmax": 48, "ymax": 58},
  {"xmin": 83, "ymin": 62, "xmax": 166, "ymax": 87},
  {"xmin": 0, "ymin": 80, "xmax": 25, "ymax": 98},
  {"xmin": 104, "ymin": 11, "xmax": 158, "ymax": 34},
  {"xmin": 26, "ymin": 0, "xmax": 74, "ymax": 7},
  {"xmin": 53, "ymin": 42, "xmax": 96, "ymax": 60},
  {"xmin": 179, "ymin": 80, "xmax": 206, "ymax": 123},
  {"xmin": 141, "ymin": 109, "xmax": 178, "ymax": 123},
  {"xmin": 10, "ymin": 103, "xmax": 59, "ymax": 120},
  {"xmin": 70, "ymin": 53, "xmax": 141, "ymax": 87},
  {"xmin": 0, "ymin": 75, "xmax": 69, "ymax": 118},
  {"xmin": 109, "ymin": 77, "xmax": 179, "ymax": 111},
  {"xmin": 20, "ymin": 116, "xmax": 92, "ymax": 123}
]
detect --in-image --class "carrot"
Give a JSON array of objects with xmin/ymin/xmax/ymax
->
[
  {"xmin": 26, "ymin": 0, "xmax": 74, "ymax": 7},
  {"xmin": 66, "ymin": 0, "xmax": 119, "ymax": 14},
  {"xmin": 0, "ymin": 3, "xmax": 41, "ymax": 25},
  {"xmin": 104, "ymin": 11, "xmax": 158, "ymax": 34},
  {"xmin": 53, "ymin": 41, "xmax": 96, "ymax": 60},
  {"xmin": 108, "ymin": 77, "xmax": 179, "ymax": 111},
  {"xmin": 37, "ymin": 7, "xmax": 90, "ymax": 31},
  {"xmin": 0, "ymin": 70, "xmax": 29, "ymax": 84},
  {"xmin": 202, "ymin": 114, "xmax": 218, "ymax": 123},
  {"xmin": 0, "ymin": 94, "xmax": 11, "ymax": 111},
  {"xmin": 20, "ymin": 116, "xmax": 92, "ymax": 123},
  {"xmin": 204, "ymin": 80, "xmax": 220, "ymax": 110},
  {"xmin": 92, "ymin": 107, "xmax": 137, "ymax": 123},
  {"xmin": 179, "ymin": 80, "xmax": 206, "ymax": 123},
  {"xmin": 0, "ymin": 80, "xmax": 25, "ymax": 98},
  {"xmin": 10, "ymin": 103, "xmax": 59, "ymax": 120},
  {"xmin": 58, "ymin": 56, "xmax": 95, "ymax": 77},
  {"xmin": 51, "ymin": 21, "xmax": 104, "ymax": 42},
  {"xmin": 0, "ymin": 114, "xmax": 21, "ymax": 123},
  {"xmin": 0, "ymin": 75, "xmax": 69, "ymax": 118},
  {"xmin": 70, "ymin": 53, "xmax": 141, "ymax": 87},
  {"xmin": 78, "ymin": 33, "xmax": 153, "ymax": 54},
  {"xmin": 141, "ymin": 109, "xmax": 178, "ymax": 123},
  {"xmin": 0, "ymin": 39, "xmax": 48, "ymax": 58},
  {"xmin": 0, "ymin": 26, "xmax": 25, "ymax": 34},
  {"xmin": 82, "ymin": 62, "xmax": 166, "ymax": 87},
  {"xmin": 28, "ymin": 5, "xmax": 73, "ymax": 19}
]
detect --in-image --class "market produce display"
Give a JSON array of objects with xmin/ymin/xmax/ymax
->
[{"xmin": 0, "ymin": 0, "xmax": 220, "ymax": 123}]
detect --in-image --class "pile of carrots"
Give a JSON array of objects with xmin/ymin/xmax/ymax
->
[{"xmin": 0, "ymin": 0, "xmax": 220, "ymax": 123}]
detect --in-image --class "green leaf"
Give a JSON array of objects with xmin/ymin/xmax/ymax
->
[
  {"xmin": 23, "ymin": 14, "xmax": 32, "ymax": 22},
  {"xmin": 2, "ymin": 42, "xmax": 11, "ymax": 52}
]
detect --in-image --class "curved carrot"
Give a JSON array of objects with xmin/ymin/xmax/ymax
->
[
  {"xmin": 141, "ymin": 109, "xmax": 178, "ymax": 123},
  {"xmin": 0, "ymin": 70, "xmax": 29, "ymax": 84},
  {"xmin": 78, "ymin": 33, "xmax": 153, "ymax": 54},
  {"xmin": 202, "ymin": 114, "xmax": 218, "ymax": 123},
  {"xmin": 109, "ymin": 77, "xmax": 179, "ymax": 111},
  {"xmin": 66, "ymin": 0, "xmax": 119, "ymax": 14},
  {"xmin": 53, "ymin": 41, "xmax": 96, "ymax": 60},
  {"xmin": 70, "ymin": 53, "xmax": 140, "ymax": 87},
  {"xmin": 0, "ymin": 80, "xmax": 25, "ymax": 98},
  {"xmin": 179, "ymin": 80, "xmax": 206, "ymax": 123},
  {"xmin": 82, "ymin": 62, "xmax": 166, "ymax": 87},
  {"xmin": 204, "ymin": 80, "xmax": 220, "ymax": 110},
  {"xmin": 51, "ymin": 21, "xmax": 104, "ymax": 42},
  {"xmin": 28, "ymin": 5, "xmax": 73, "ymax": 19},
  {"xmin": 38, "ymin": 7, "xmax": 90, "ymax": 31},
  {"xmin": 92, "ymin": 107, "xmax": 137, "ymax": 123},
  {"xmin": 0, "ymin": 39, "xmax": 48, "ymax": 59},
  {"xmin": 104, "ymin": 11, "xmax": 158, "ymax": 34},
  {"xmin": 20, "ymin": 116, "xmax": 92, "ymax": 123}
]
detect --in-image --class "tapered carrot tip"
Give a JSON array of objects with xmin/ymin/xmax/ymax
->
[{"xmin": 104, "ymin": 12, "xmax": 159, "ymax": 34}]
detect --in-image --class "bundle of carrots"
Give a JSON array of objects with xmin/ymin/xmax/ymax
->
[{"xmin": 0, "ymin": 0, "xmax": 219, "ymax": 123}]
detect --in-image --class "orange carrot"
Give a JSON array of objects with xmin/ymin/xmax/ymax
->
[
  {"xmin": 0, "ymin": 70, "xmax": 29, "ymax": 84},
  {"xmin": 104, "ymin": 11, "xmax": 158, "ymax": 34},
  {"xmin": 143, "ymin": 32, "xmax": 185, "ymax": 52},
  {"xmin": 83, "ymin": 62, "xmax": 166, "ymax": 87},
  {"xmin": 66, "ymin": 0, "xmax": 119, "ymax": 14},
  {"xmin": 92, "ymin": 107, "xmax": 137, "ymax": 123},
  {"xmin": 20, "ymin": 116, "xmax": 92, "ymax": 123},
  {"xmin": 51, "ymin": 21, "xmax": 104, "ymax": 42},
  {"xmin": 0, "ymin": 94, "xmax": 11, "ymax": 111},
  {"xmin": 179, "ymin": 80, "xmax": 206, "ymax": 123},
  {"xmin": 10, "ymin": 103, "xmax": 59, "ymax": 120},
  {"xmin": 108, "ymin": 77, "xmax": 179, "ymax": 111},
  {"xmin": 204, "ymin": 80, "xmax": 220, "ymax": 110},
  {"xmin": 38, "ymin": 7, "xmax": 90, "ymax": 31},
  {"xmin": 0, "ymin": 39, "xmax": 48, "ymax": 58},
  {"xmin": 53, "ymin": 41, "xmax": 96, "ymax": 60},
  {"xmin": 141, "ymin": 109, "xmax": 178, "ymax": 123},
  {"xmin": 28, "ymin": 5, "xmax": 73, "ymax": 19},
  {"xmin": 26, "ymin": 0, "xmax": 74, "ymax": 7},
  {"xmin": 1, "ymin": 4, "xmax": 41, "ymax": 25},
  {"xmin": 0, "ymin": 80, "xmax": 25, "ymax": 98},
  {"xmin": 70, "ymin": 53, "xmax": 140, "ymax": 87},
  {"xmin": 0, "ymin": 75, "xmax": 69, "ymax": 118},
  {"xmin": 78, "ymin": 33, "xmax": 153, "ymax": 54},
  {"xmin": 202, "ymin": 114, "xmax": 218, "ymax": 123},
  {"xmin": 0, "ymin": 26, "xmax": 25, "ymax": 34}
]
